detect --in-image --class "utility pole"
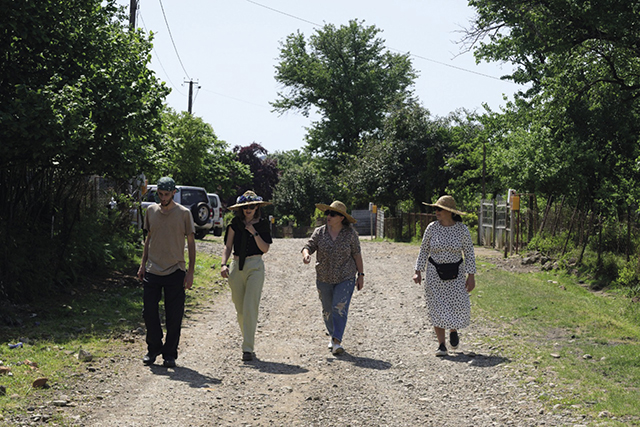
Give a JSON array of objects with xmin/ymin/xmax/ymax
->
[
  {"xmin": 184, "ymin": 79, "xmax": 200, "ymax": 114},
  {"xmin": 129, "ymin": 0, "xmax": 137, "ymax": 30},
  {"xmin": 482, "ymin": 139, "xmax": 486, "ymax": 199}
]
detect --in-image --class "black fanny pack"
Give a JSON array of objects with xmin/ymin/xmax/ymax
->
[{"xmin": 428, "ymin": 257, "xmax": 463, "ymax": 281}]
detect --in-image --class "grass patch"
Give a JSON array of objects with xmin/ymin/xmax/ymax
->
[
  {"xmin": 473, "ymin": 258, "xmax": 640, "ymax": 424},
  {"xmin": 0, "ymin": 249, "xmax": 224, "ymax": 421}
]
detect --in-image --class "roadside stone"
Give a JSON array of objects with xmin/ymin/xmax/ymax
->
[
  {"xmin": 582, "ymin": 354, "xmax": 593, "ymax": 359},
  {"xmin": 0, "ymin": 385, "xmax": 6, "ymax": 396},
  {"xmin": 33, "ymin": 377, "xmax": 48, "ymax": 388},
  {"xmin": 77, "ymin": 349, "xmax": 93, "ymax": 362},
  {"xmin": 0, "ymin": 366, "xmax": 10, "ymax": 375},
  {"xmin": 52, "ymin": 400, "xmax": 69, "ymax": 407}
]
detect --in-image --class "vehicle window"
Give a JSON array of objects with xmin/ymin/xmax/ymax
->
[
  {"xmin": 208, "ymin": 196, "xmax": 218, "ymax": 207},
  {"xmin": 144, "ymin": 190, "xmax": 157, "ymax": 202},
  {"xmin": 180, "ymin": 189, "xmax": 206, "ymax": 206}
]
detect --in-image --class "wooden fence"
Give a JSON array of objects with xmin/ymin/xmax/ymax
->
[{"xmin": 383, "ymin": 212, "xmax": 436, "ymax": 241}]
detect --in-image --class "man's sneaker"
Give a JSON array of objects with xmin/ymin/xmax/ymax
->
[
  {"xmin": 435, "ymin": 343, "xmax": 448, "ymax": 357},
  {"xmin": 331, "ymin": 342, "xmax": 345, "ymax": 355},
  {"xmin": 162, "ymin": 358, "xmax": 176, "ymax": 368},
  {"xmin": 328, "ymin": 340, "xmax": 334, "ymax": 351},
  {"xmin": 242, "ymin": 351, "xmax": 255, "ymax": 361},
  {"xmin": 142, "ymin": 352, "xmax": 160, "ymax": 366},
  {"xmin": 450, "ymin": 331, "xmax": 460, "ymax": 350}
]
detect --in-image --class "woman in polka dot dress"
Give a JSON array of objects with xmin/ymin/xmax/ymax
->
[{"xmin": 413, "ymin": 195, "xmax": 476, "ymax": 356}]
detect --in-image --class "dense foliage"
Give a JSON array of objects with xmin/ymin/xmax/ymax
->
[
  {"xmin": 272, "ymin": 20, "xmax": 417, "ymax": 163},
  {"xmin": 149, "ymin": 109, "xmax": 251, "ymax": 201},
  {"xmin": 0, "ymin": 0, "xmax": 168, "ymax": 301}
]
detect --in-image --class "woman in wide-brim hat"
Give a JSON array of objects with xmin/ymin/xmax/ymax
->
[
  {"xmin": 412, "ymin": 195, "xmax": 476, "ymax": 357},
  {"xmin": 220, "ymin": 191, "xmax": 273, "ymax": 362},
  {"xmin": 301, "ymin": 201, "xmax": 364, "ymax": 356}
]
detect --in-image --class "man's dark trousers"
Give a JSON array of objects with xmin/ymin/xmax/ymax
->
[{"xmin": 142, "ymin": 269, "xmax": 186, "ymax": 360}]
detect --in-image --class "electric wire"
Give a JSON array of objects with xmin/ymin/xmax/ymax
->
[
  {"xmin": 246, "ymin": 0, "xmax": 509, "ymax": 83},
  {"xmin": 139, "ymin": 13, "xmax": 188, "ymax": 97},
  {"xmin": 158, "ymin": 0, "xmax": 191, "ymax": 80}
]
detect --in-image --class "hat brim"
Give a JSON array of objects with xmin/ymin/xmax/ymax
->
[
  {"xmin": 422, "ymin": 202, "xmax": 467, "ymax": 216},
  {"xmin": 316, "ymin": 203, "xmax": 357, "ymax": 223},
  {"xmin": 228, "ymin": 201, "xmax": 272, "ymax": 210}
]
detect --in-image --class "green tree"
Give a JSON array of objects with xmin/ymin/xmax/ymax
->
[
  {"xmin": 465, "ymin": 0, "xmax": 640, "ymax": 209},
  {"xmin": 0, "ymin": 0, "xmax": 168, "ymax": 301},
  {"xmin": 272, "ymin": 20, "xmax": 417, "ymax": 162},
  {"xmin": 153, "ymin": 109, "xmax": 251, "ymax": 202},
  {"xmin": 270, "ymin": 150, "xmax": 336, "ymax": 226},
  {"xmin": 343, "ymin": 101, "xmax": 449, "ymax": 214}
]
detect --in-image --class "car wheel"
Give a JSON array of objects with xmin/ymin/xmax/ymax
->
[
  {"xmin": 191, "ymin": 202, "xmax": 211, "ymax": 226},
  {"xmin": 195, "ymin": 230, "xmax": 207, "ymax": 239}
]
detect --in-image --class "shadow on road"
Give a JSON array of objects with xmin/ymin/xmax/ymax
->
[
  {"xmin": 149, "ymin": 364, "xmax": 222, "ymax": 388},
  {"xmin": 328, "ymin": 352, "xmax": 392, "ymax": 370},
  {"xmin": 439, "ymin": 352, "xmax": 510, "ymax": 367},
  {"xmin": 242, "ymin": 359, "xmax": 310, "ymax": 375}
]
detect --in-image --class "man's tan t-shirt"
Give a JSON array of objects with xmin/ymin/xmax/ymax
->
[{"xmin": 144, "ymin": 203, "xmax": 195, "ymax": 276}]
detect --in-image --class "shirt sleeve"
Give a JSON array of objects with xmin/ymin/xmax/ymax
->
[
  {"xmin": 350, "ymin": 228, "xmax": 361, "ymax": 257},
  {"xmin": 184, "ymin": 208, "xmax": 195, "ymax": 235},
  {"xmin": 256, "ymin": 218, "xmax": 273, "ymax": 244},
  {"xmin": 461, "ymin": 224, "xmax": 476, "ymax": 274},
  {"xmin": 414, "ymin": 222, "xmax": 433, "ymax": 272},
  {"xmin": 302, "ymin": 227, "xmax": 320, "ymax": 255}
]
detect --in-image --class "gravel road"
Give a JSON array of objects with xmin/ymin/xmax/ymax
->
[{"xmin": 60, "ymin": 237, "xmax": 587, "ymax": 426}]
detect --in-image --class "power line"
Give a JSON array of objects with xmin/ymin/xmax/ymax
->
[
  {"xmin": 139, "ymin": 12, "xmax": 187, "ymax": 97},
  {"xmin": 158, "ymin": 0, "xmax": 190, "ymax": 79},
  {"xmin": 200, "ymin": 88, "xmax": 271, "ymax": 109},
  {"xmin": 245, "ymin": 0, "xmax": 510, "ymax": 83},
  {"xmin": 245, "ymin": 0, "xmax": 322, "ymax": 27}
]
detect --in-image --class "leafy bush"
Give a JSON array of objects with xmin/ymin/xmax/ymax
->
[{"xmin": 527, "ymin": 231, "xmax": 569, "ymax": 255}]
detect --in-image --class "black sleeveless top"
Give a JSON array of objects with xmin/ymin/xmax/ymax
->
[{"xmin": 225, "ymin": 216, "xmax": 273, "ymax": 270}]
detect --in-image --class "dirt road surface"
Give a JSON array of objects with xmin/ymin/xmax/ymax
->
[{"xmin": 64, "ymin": 238, "xmax": 582, "ymax": 426}]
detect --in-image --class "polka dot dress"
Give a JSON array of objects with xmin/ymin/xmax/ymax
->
[{"xmin": 414, "ymin": 221, "xmax": 476, "ymax": 329}]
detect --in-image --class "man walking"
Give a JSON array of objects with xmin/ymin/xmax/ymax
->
[{"xmin": 137, "ymin": 177, "xmax": 195, "ymax": 368}]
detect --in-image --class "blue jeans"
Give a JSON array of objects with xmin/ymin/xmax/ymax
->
[{"xmin": 316, "ymin": 277, "xmax": 356, "ymax": 342}]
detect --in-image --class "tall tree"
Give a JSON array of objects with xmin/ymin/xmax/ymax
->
[
  {"xmin": 343, "ymin": 101, "xmax": 449, "ymax": 214},
  {"xmin": 272, "ymin": 20, "xmax": 417, "ymax": 162},
  {"xmin": 465, "ymin": 0, "xmax": 640, "ymax": 209},
  {"xmin": 0, "ymin": 0, "xmax": 168, "ymax": 300},
  {"xmin": 153, "ymin": 109, "xmax": 251, "ymax": 201}
]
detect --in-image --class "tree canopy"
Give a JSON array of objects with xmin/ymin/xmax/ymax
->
[
  {"xmin": 272, "ymin": 20, "xmax": 417, "ymax": 161},
  {"xmin": 151, "ymin": 109, "xmax": 251, "ymax": 201},
  {"xmin": 466, "ymin": 0, "xmax": 640, "ymax": 208}
]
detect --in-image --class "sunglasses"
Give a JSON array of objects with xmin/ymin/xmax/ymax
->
[
  {"xmin": 435, "ymin": 207, "xmax": 443, "ymax": 212},
  {"xmin": 325, "ymin": 210, "xmax": 343, "ymax": 217},
  {"xmin": 243, "ymin": 206, "xmax": 257, "ymax": 211}
]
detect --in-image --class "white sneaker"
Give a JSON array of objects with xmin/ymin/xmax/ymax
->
[
  {"xmin": 331, "ymin": 342, "xmax": 344, "ymax": 355},
  {"xmin": 328, "ymin": 340, "xmax": 333, "ymax": 351}
]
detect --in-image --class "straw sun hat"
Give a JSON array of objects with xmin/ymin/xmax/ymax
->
[
  {"xmin": 315, "ymin": 201, "xmax": 357, "ymax": 223},
  {"xmin": 423, "ymin": 195, "xmax": 467, "ymax": 216},
  {"xmin": 228, "ymin": 191, "xmax": 272, "ymax": 210}
]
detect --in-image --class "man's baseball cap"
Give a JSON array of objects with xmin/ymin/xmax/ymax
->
[{"xmin": 157, "ymin": 177, "xmax": 176, "ymax": 191}]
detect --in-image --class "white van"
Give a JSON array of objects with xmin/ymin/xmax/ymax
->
[{"xmin": 207, "ymin": 193, "xmax": 223, "ymax": 236}]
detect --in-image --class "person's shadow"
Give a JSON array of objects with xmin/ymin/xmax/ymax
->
[
  {"xmin": 328, "ymin": 352, "xmax": 392, "ymax": 370},
  {"xmin": 438, "ymin": 351, "xmax": 510, "ymax": 367},
  {"xmin": 149, "ymin": 364, "xmax": 222, "ymax": 388},
  {"xmin": 241, "ymin": 358, "xmax": 309, "ymax": 375}
]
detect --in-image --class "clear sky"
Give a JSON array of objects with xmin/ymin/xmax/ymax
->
[{"xmin": 119, "ymin": 0, "xmax": 520, "ymax": 153}]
